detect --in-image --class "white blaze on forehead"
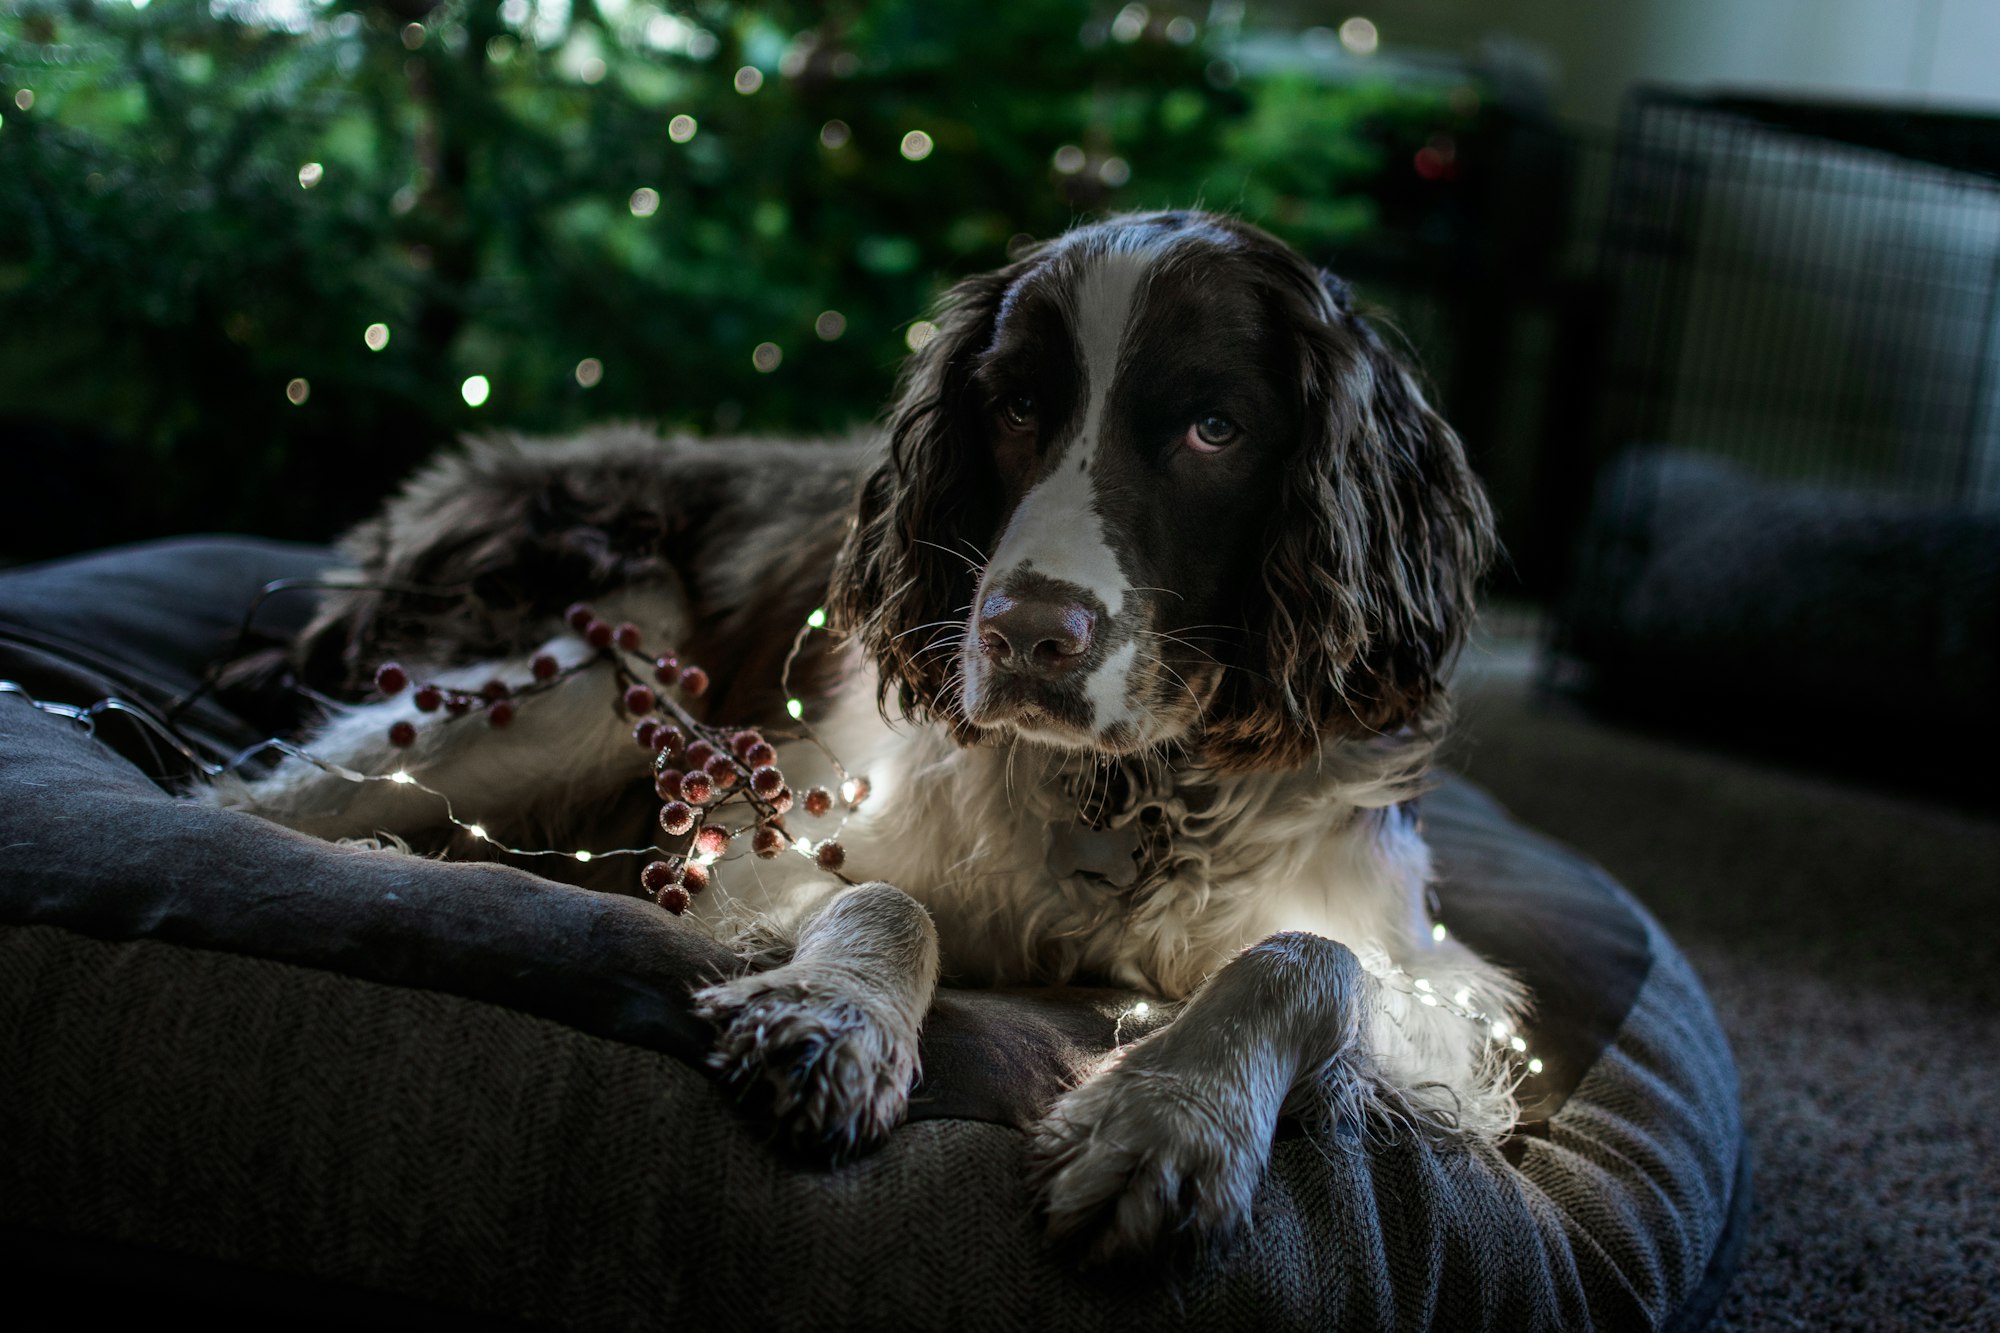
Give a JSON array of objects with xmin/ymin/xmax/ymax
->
[{"xmin": 985, "ymin": 241, "xmax": 1169, "ymax": 618}]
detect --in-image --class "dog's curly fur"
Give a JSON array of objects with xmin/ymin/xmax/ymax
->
[{"xmin": 213, "ymin": 211, "xmax": 1523, "ymax": 1265}]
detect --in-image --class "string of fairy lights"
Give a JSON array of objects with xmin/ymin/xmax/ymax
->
[{"xmin": 1, "ymin": 585, "xmax": 1537, "ymax": 1083}]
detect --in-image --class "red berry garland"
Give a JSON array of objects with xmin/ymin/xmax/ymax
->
[{"xmin": 363, "ymin": 603, "xmax": 858, "ymax": 912}]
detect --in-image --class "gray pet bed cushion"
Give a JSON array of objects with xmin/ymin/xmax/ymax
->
[{"xmin": 0, "ymin": 539, "xmax": 1747, "ymax": 1330}]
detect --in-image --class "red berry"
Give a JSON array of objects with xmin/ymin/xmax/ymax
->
[
  {"xmin": 531, "ymin": 653, "xmax": 560, "ymax": 681},
  {"xmin": 678, "ymin": 771, "xmax": 714, "ymax": 804},
  {"xmin": 487, "ymin": 701, "xmax": 515, "ymax": 728},
  {"xmin": 744, "ymin": 740, "xmax": 777, "ymax": 768},
  {"xmin": 681, "ymin": 863, "xmax": 710, "ymax": 895},
  {"xmin": 679, "ymin": 665, "xmax": 709, "ymax": 697},
  {"xmin": 445, "ymin": 693, "xmax": 473, "ymax": 716},
  {"xmin": 816, "ymin": 841, "xmax": 846, "ymax": 871},
  {"xmin": 768, "ymin": 785, "xmax": 795, "ymax": 815},
  {"xmin": 481, "ymin": 678, "xmax": 511, "ymax": 701},
  {"xmin": 658, "ymin": 801, "xmax": 695, "ymax": 836},
  {"xmin": 653, "ymin": 656, "xmax": 681, "ymax": 686},
  {"xmin": 387, "ymin": 720, "xmax": 417, "ymax": 747},
  {"xmin": 654, "ymin": 767, "xmax": 684, "ymax": 800},
  {"xmin": 704, "ymin": 753, "xmax": 738, "ymax": 788},
  {"xmin": 584, "ymin": 620, "xmax": 614, "ymax": 649},
  {"xmin": 614, "ymin": 622, "xmax": 643, "ymax": 651},
  {"xmin": 751, "ymin": 765, "xmax": 784, "ymax": 798},
  {"xmin": 565, "ymin": 602, "xmax": 595, "ymax": 631},
  {"xmin": 624, "ymin": 684, "xmax": 656, "ymax": 715},
  {"xmin": 640, "ymin": 859, "xmax": 682, "ymax": 894},
  {"xmin": 730, "ymin": 730, "xmax": 763, "ymax": 757},
  {"xmin": 634, "ymin": 719, "xmax": 662, "ymax": 751},
  {"xmin": 413, "ymin": 685, "xmax": 443, "ymax": 712},
  {"xmin": 684, "ymin": 739, "xmax": 716, "ymax": 769},
  {"xmin": 375, "ymin": 662, "xmax": 409, "ymax": 695},
  {"xmin": 694, "ymin": 823, "xmax": 731, "ymax": 857},
  {"xmin": 655, "ymin": 724, "xmax": 686, "ymax": 758},
  {"xmin": 658, "ymin": 884, "xmax": 691, "ymax": 915},
  {"xmin": 803, "ymin": 786, "xmax": 833, "ymax": 817},
  {"xmin": 753, "ymin": 826, "xmax": 786, "ymax": 859}
]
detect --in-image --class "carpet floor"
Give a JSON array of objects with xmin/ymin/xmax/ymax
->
[{"xmin": 1445, "ymin": 648, "xmax": 2000, "ymax": 1332}]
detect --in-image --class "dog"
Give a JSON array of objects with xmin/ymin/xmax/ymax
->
[{"xmin": 220, "ymin": 210, "xmax": 1523, "ymax": 1264}]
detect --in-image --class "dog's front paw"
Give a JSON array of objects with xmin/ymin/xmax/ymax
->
[
  {"xmin": 694, "ymin": 971, "xmax": 917, "ymax": 1163},
  {"xmin": 1027, "ymin": 1059, "xmax": 1267, "ymax": 1266}
]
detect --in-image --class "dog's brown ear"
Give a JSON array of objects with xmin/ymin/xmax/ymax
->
[
  {"xmin": 1206, "ymin": 261, "xmax": 1495, "ymax": 768},
  {"xmin": 828, "ymin": 263, "xmax": 1021, "ymax": 726}
]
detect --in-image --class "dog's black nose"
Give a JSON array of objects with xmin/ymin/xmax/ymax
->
[{"xmin": 977, "ymin": 592, "xmax": 1096, "ymax": 674}]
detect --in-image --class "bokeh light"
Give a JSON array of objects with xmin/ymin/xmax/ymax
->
[
  {"xmin": 461, "ymin": 375, "xmax": 491, "ymax": 407},
  {"xmin": 1340, "ymin": 17, "xmax": 1380, "ymax": 55},
  {"xmin": 363, "ymin": 322, "xmax": 390, "ymax": 351},
  {"xmin": 1053, "ymin": 145, "xmax": 1086, "ymax": 174},
  {"xmin": 815, "ymin": 310, "xmax": 847, "ymax": 341},
  {"xmin": 400, "ymin": 23, "xmax": 425, "ymax": 50},
  {"xmin": 905, "ymin": 321, "xmax": 939, "ymax": 352},
  {"xmin": 752, "ymin": 342, "xmax": 783, "ymax": 372},
  {"xmin": 575, "ymin": 358, "xmax": 603, "ymax": 387},
  {"xmin": 285, "ymin": 378, "xmax": 309, "ymax": 405},
  {"xmin": 734, "ymin": 66, "xmax": 763, "ymax": 95},
  {"xmin": 900, "ymin": 131, "xmax": 933, "ymax": 161},
  {"xmin": 1100, "ymin": 157, "xmax": 1132, "ymax": 187},
  {"xmin": 668, "ymin": 114, "xmax": 697, "ymax": 143},
  {"xmin": 820, "ymin": 119, "xmax": 851, "ymax": 150},
  {"xmin": 629, "ymin": 187, "xmax": 660, "ymax": 217},
  {"xmin": 297, "ymin": 162, "xmax": 323, "ymax": 189},
  {"xmin": 13, "ymin": 90, "xmax": 32, "ymax": 112}
]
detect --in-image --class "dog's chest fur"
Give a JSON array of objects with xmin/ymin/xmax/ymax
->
[{"xmin": 718, "ymin": 668, "xmax": 1433, "ymax": 998}]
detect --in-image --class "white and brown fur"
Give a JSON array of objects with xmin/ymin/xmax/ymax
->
[{"xmin": 214, "ymin": 211, "xmax": 1523, "ymax": 1264}]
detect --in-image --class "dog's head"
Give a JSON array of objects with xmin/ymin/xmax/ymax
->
[{"xmin": 830, "ymin": 211, "xmax": 1493, "ymax": 769}]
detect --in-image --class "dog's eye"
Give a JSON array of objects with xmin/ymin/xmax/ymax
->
[
  {"xmin": 998, "ymin": 394, "xmax": 1038, "ymax": 434},
  {"xmin": 1186, "ymin": 414, "xmax": 1240, "ymax": 453}
]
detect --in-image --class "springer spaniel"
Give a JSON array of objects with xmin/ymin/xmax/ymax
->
[{"xmin": 224, "ymin": 210, "xmax": 1521, "ymax": 1263}]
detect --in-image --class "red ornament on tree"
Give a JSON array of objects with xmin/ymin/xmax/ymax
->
[
  {"xmin": 653, "ymin": 656, "xmax": 681, "ymax": 686},
  {"xmin": 751, "ymin": 765, "xmax": 785, "ymax": 798},
  {"xmin": 624, "ymin": 684, "xmax": 656, "ymax": 715},
  {"xmin": 752, "ymin": 826, "xmax": 786, "ymax": 859},
  {"xmin": 679, "ymin": 770, "xmax": 714, "ymax": 804},
  {"xmin": 375, "ymin": 662, "xmax": 409, "ymax": 695},
  {"xmin": 655, "ymin": 767, "xmax": 684, "ymax": 800},
  {"xmin": 679, "ymin": 665, "xmax": 709, "ymax": 697},
  {"xmin": 615, "ymin": 622, "xmax": 643, "ymax": 651},
  {"xmin": 641, "ymin": 859, "xmax": 682, "ymax": 894},
  {"xmin": 532, "ymin": 653, "xmax": 560, "ymax": 681},
  {"xmin": 681, "ymin": 863, "xmax": 710, "ymax": 895},
  {"xmin": 584, "ymin": 620, "xmax": 614, "ymax": 649},
  {"xmin": 487, "ymin": 701, "xmax": 515, "ymax": 728},
  {"xmin": 816, "ymin": 841, "xmax": 846, "ymax": 871},
  {"xmin": 413, "ymin": 685, "xmax": 443, "ymax": 713},
  {"xmin": 658, "ymin": 884, "xmax": 692, "ymax": 915},
  {"xmin": 387, "ymin": 720, "xmax": 417, "ymax": 747},
  {"xmin": 565, "ymin": 602, "xmax": 595, "ymax": 631},
  {"xmin": 694, "ymin": 823, "xmax": 731, "ymax": 857},
  {"xmin": 659, "ymin": 801, "xmax": 695, "ymax": 836},
  {"xmin": 803, "ymin": 787, "xmax": 833, "ymax": 817},
  {"xmin": 744, "ymin": 740, "xmax": 777, "ymax": 768}
]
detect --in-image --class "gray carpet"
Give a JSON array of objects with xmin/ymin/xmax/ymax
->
[{"xmin": 1445, "ymin": 638, "xmax": 2000, "ymax": 1332}]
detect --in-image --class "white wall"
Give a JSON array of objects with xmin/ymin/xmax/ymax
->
[{"xmin": 1339, "ymin": 0, "xmax": 2000, "ymax": 127}]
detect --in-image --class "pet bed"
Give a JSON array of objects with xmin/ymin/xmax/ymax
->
[{"xmin": 0, "ymin": 537, "xmax": 1747, "ymax": 1330}]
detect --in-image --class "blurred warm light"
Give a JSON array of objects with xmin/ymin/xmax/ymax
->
[
  {"xmin": 752, "ymin": 342, "xmax": 783, "ymax": 372},
  {"xmin": 580, "ymin": 57, "xmax": 607, "ymax": 84},
  {"xmin": 685, "ymin": 30, "xmax": 718, "ymax": 60},
  {"xmin": 734, "ymin": 65, "xmax": 763, "ymax": 95},
  {"xmin": 900, "ymin": 131, "xmax": 933, "ymax": 161},
  {"xmin": 820, "ymin": 119, "xmax": 851, "ymax": 150},
  {"xmin": 1111, "ymin": 3, "xmax": 1149, "ymax": 43},
  {"xmin": 905, "ymin": 321, "xmax": 938, "ymax": 352},
  {"xmin": 629, "ymin": 187, "xmax": 660, "ymax": 217},
  {"xmin": 1052, "ymin": 144, "xmax": 1086, "ymax": 175},
  {"xmin": 130, "ymin": 0, "xmax": 150, "ymax": 8},
  {"xmin": 1165, "ymin": 17, "xmax": 1197, "ymax": 45},
  {"xmin": 500, "ymin": 0, "xmax": 528, "ymax": 23},
  {"xmin": 297, "ymin": 162, "xmax": 323, "ymax": 189},
  {"xmin": 1339, "ymin": 17, "xmax": 1379, "ymax": 55},
  {"xmin": 13, "ymin": 90, "xmax": 32, "ymax": 112},
  {"xmin": 1099, "ymin": 157, "xmax": 1131, "ymax": 187},
  {"xmin": 668, "ymin": 114, "xmax": 697, "ymax": 143},
  {"xmin": 400, "ymin": 22, "xmax": 425, "ymax": 50},
  {"xmin": 815, "ymin": 310, "xmax": 847, "ymax": 341},
  {"xmin": 487, "ymin": 37, "xmax": 515, "ymax": 63},
  {"xmin": 575, "ymin": 357, "xmax": 603, "ymax": 387},
  {"xmin": 363, "ymin": 322, "xmax": 390, "ymax": 351},
  {"xmin": 461, "ymin": 375, "xmax": 491, "ymax": 407},
  {"xmin": 285, "ymin": 378, "xmax": 310, "ymax": 405}
]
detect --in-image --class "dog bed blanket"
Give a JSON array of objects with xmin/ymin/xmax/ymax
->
[{"xmin": 0, "ymin": 538, "xmax": 1746, "ymax": 1330}]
